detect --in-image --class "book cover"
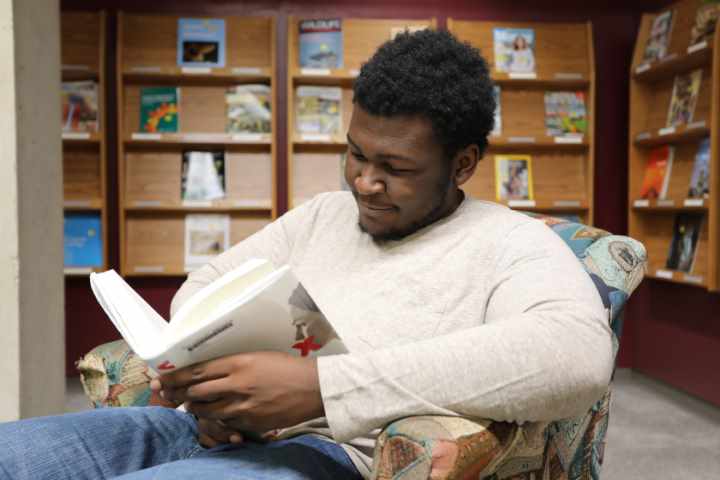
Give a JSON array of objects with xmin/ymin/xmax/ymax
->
[
  {"xmin": 295, "ymin": 86, "xmax": 342, "ymax": 136},
  {"xmin": 495, "ymin": 154, "xmax": 534, "ymax": 201},
  {"xmin": 181, "ymin": 151, "xmax": 226, "ymax": 202},
  {"xmin": 184, "ymin": 214, "xmax": 230, "ymax": 272},
  {"xmin": 643, "ymin": 10, "xmax": 674, "ymax": 62},
  {"xmin": 225, "ymin": 84, "xmax": 271, "ymax": 135},
  {"xmin": 639, "ymin": 146, "xmax": 674, "ymax": 199},
  {"xmin": 666, "ymin": 213, "xmax": 703, "ymax": 273},
  {"xmin": 61, "ymin": 81, "xmax": 99, "ymax": 133},
  {"xmin": 177, "ymin": 18, "xmax": 226, "ymax": 68},
  {"xmin": 64, "ymin": 212, "xmax": 102, "ymax": 267},
  {"xmin": 491, "ymin": 85, "xmax": 502, "ymax": 136},
  {"xmin": 299, "ymin": 18, "xmax": 343, "ymax": 69},
  {"xmin": 690, "ymin": 3, "xmax": 720, "ymax": 46},
  {"xmin": 493, "ymin": 28, "xmax": 535, "ymax": 74},
  {"xmin": 688, "ymin": 138, "xmax": 710, "ymax": 198},
  {"xmin": 140, "ymin": 87, "xmax": 179, "ymax": 133},
  {"xmin": 666, "ymin": 69, "xmax": 702, "ymax": 127},
  {"xmin": 544, "ymin": 91, "xmax": 587, "ymax": 137}
]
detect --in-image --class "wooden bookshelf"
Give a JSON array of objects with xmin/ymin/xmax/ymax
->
[
  {"xmin": 449, "ymin": 19, "xmax": 596, "ymax": 225},
  {"xmin": 117, "ymin": 13, "xmax": 277, "ymax": 276},
  {"xmin": 287, "ymin": 17, "xmax": 437, "ymax": 209},
  {"xmin": 61, "ymin": 11, "xmax": 108, "ymax": 275},
  {"xmin": 629, "ymin": 0, "xmax": 719, "ymax": 291}
]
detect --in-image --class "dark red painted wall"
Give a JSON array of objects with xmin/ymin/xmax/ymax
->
[{"xmin": 62, "ymin": 0, "xmax": 719, "ymax": 410}]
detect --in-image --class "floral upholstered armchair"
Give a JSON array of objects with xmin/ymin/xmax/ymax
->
[{"xmin": 78, "ymin": 214, "xmax": 646, "ymax": 480}]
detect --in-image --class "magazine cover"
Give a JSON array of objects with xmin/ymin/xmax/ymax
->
[
  {"xmin": 299, "ymin": 18, "xmax": 343, "ymax": 69},
  {"xmin": 225, "ymin": 84, "xmax": 272, "ymax": 135},
  {"xmin": 61, "ymin": 81, "xmax": 99, "ymax": 133},
  {"xmin": 491, "ymin": 85, "xmax": 502, "ymax": 136},
  {"xmin": 495, "ymin": 154, "xmax": 534, "ymax": 201},
  {"xmin": 493, "ymin": 28, "xmax": 535, "ymax": 74},
  {"xmin": 642, "ymin": 10, "xmax": 674, "ymax": 62},
  {"xmin": 666, "ymin": 69, "xmax": 702, "ymax": 127},
  {"xmin": 639, "ymin": 146, "xmax": 674, "ymax": 199},
  {"xmin": 666, "ymin": 213, "xmax": 703, "ymax": 273},
  {"xmin": 690, "ymin": 3, "xmax": 720, "ymax": 46},
  {"xmin": 184, "ymin": 214, "xmax": 230, "ymax": 271},
  {"xmin": 544, "ymin": 91, "xmax": 587, "ymax": 137},
  {"xmin": 64, "ymin": 212, "xmax": 102, "ymax": 267},
  {"xmin": 295, "ymin": 86, "xmax": 342, "ymax": 135},
  {"xmin": 140, "ymin": 87, "xmax": 179, "ymax": 133},
  {"xmin": 177, "ymin": 18, "xmax": 226, "ymax": 68},
  {"xmin": 688, "ymin": 138, "xmax": 710, "ymax": 198},
  {"xmin": 181, "ymin": 151, "xmax": 226, "ymax": 201}
]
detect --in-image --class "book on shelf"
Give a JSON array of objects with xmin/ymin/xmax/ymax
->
[
  {"xmin": 177, "ymin": 18, "xmax": 226, "ymax": 68},
  {"xmin": 61, "ymin": 81, "xmax": 99, "ymax": 133},
  {"xmin": 295, "ymin": 86, "xmax": 342, "ymax": 137},
  {"xmin": 642, "ymin": 9, "xmax": 673, "ymax": 63},
  {"xmin": 690, "ymin": 2, "xmax": 720, "ymax": 46},
  {"xmin": 140, "ymin": 87, "xmax": 179, "ymax": 133},
  {"xmin": 493, "ymin": 27, "xmax": 535, "ymax": 74},
  {"xmin": 390, "ymin": 25, "xmax": 427, "ymax": 40},
  {"xmin": 494, "ymin": 154, "xmax": 534, "ymax": 201},
  {"xmin": 639, "ymin": 146, "xmax": 674, "ymax": 200},
  {"xmin": 688, "ymin": 138, "xmax": 710, "ymax": 199},
  {"xmin": 64, "ymin": 212, "xmax": 102, "ymax": 267},
  {"xmin": 181, "ymin": 151, "xmax": 226, "ymax": 202},
  {"xmin": 184, "ymin": 213, "xmax": 230, "ymax": 272},
  {"xmin": 89, "ymin": 258, "xmax": 348, "ymax": 373},
  {"xmin": 225, "ymin": 84, "xmax": 271, "ymax": 135},
  {"xmin": 665, "ymin": 213, "xmax": 703, "ymax": 273},
  {"xmin": 491, "ymin": 85, "xmax": 502, "ymax": 136},
  {"xmin": 298, "ymin": 18, "xmax": 343, "ymax": 69},
  {"xmin": 544, "ymin": 91, "xmax": 587, "ymax": 137},
  {"xmin": 666, "ymin": 69, "xmax": 702, "ymax": 127}
]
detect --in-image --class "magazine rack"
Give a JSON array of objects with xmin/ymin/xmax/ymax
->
[
  {"xmin": 286, "ymin": 17, "xmax": 436, "ymax": 209},
  {"xmin": 628, "ymin": 0, "xmax": 720, "ymax": 291},
  {"xmin": 117, "ymin": 13, "xmax": 277, "ymax": 276},
  {"xmin": 61, "ymin": 11, "xmax": 108, "ymax": 275},
  {"xmin": 448, "ymin": 19, "xmax": 596, "ymax": 225}
]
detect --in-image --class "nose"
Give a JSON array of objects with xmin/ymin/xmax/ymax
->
[{"xmin": 354, "ymin": 163, "xmax": 385, "ymax": 195}]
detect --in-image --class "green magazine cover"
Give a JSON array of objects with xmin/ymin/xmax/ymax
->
[{"xmin": 140, "ymin": 87, "xmax": 179, "ymax": 133}]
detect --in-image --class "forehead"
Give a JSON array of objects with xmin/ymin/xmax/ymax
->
[{"xmin": 348, "ymin": 105, "xmax": 440, "ymax": 155}]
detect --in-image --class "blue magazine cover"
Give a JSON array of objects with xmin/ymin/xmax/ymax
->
[
  {"xmin": 493, "ymin": 27, "xmax": 536, "ymax": 73},
  {"xmin": 64, "ymin": 212, "xmax": 103, "ymax": 267},
  {"xmin": 299, "ymin": 18, "xmax": 343, "ymax": 69},
  {"xmin": 177, "ymin": 18, "xmax": 226, "ymax": 68},
  {"xmin": 688, "ymin": 138, "xmax": 710, "ymax": 198}
]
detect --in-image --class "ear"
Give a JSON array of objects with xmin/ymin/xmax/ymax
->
[{"xmin": 452, "ymin": 144, "xmax": 480, "ymax": 187}]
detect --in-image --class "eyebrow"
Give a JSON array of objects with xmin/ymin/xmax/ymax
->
[{"xmin": 346, "ymin": 134, "xmax": 415, "ymax": 163}]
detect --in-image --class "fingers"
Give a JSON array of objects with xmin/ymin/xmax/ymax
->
[
  {"xmin": 158, "ymin": 358, "xmax": 232, "ymax": 390},
  {"xmin": 187, "ymin": 398, "xmax": 245, "ymax": 422},
  {"xmin": 197, "ymin": 418, "xmax": 244, "ymax": 448}
]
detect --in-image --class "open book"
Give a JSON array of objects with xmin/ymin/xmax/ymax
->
[{"xmin": 90, "ymin": 259, "xmax": 347, "ymax": 373}]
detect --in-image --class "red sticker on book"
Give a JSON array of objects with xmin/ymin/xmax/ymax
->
[
  {"xmin": 157, "ymin": 360, "xmax": 176, "ymax": 371},
  {"xmin": 292, "ymin": 336, "xmax": 322, "ymax": 357}
]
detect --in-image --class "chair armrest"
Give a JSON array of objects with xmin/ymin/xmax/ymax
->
[{"xmin": 371, "ymin": 416, "xmax": 520, "ymax": 480}]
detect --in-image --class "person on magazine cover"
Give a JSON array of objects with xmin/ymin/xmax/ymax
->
[
  {"xmin": 508, "ymin": 34, "xmax": 535, "ymax": 73},
  {"xmin": 0, "ymin": 29, "xmax": 611, "ymax": 480}
]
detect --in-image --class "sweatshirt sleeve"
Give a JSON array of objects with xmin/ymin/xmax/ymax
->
[{"xmin": 317, "ymin": 219, "xmax": 614, "ymax": 442}]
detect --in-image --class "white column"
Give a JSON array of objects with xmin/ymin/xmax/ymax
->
[{"xmin": 0, "ymin": 0, "xmax": 65, "ymax": 420}]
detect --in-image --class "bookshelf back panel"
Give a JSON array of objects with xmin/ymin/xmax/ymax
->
[
  {"xmin": 665, "ymin": 0, "xmax": 706, "ymax": 55},
  {"xmin": 292, "ymin": 153, "xmax": 345, "ymax": 207},
  {"xmin": 498, "ymin": 88, "xmax": 590, "ymax": 138},
  {"xmin": 64, "ymin": 148, "xmax": 102, "ymax": 200},
  {"xmin": 61, "ymin": 12, "xmax": 101, "ymax": 71},
  {"xmin": 641, "ymin": 67, "xmax": 712, "ymax": 132},
  {"xmin": 450, "ymin": 20, "xmax": 590, "ymax": 77},
  {"xmin": 226, "ymin": 152, "xmax": 273, "ymax": 207},
  {"xmin": 122, "ymin": 15, "xmax": 273, "ymax": 71}
]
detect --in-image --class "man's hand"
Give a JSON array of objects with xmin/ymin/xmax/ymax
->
[
  {"xmin": 149, "ymin": 352, "xmax": 325, "ymax": 433},
  {"xmin": 196, "ymin": 417, "xmax": 244, "ymax": 448}
]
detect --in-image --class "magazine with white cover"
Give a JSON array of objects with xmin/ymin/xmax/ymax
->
[{"xmin": 184, "ymin": 214, "xmax": 230, "ymax": 272}]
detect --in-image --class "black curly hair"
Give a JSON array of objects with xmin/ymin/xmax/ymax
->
[{"xmin": 353, "ymin": 29, "xmax": 496, "ymax": 161}]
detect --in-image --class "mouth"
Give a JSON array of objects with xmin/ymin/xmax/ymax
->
[{"xmin": 358, "ymin": 199, "xmax": 395, "ymax": 212}]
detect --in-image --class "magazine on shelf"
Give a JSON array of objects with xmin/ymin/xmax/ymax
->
[
  {"xmin": 299, "ymin": 18, "xmax": 343, "ymax": 69},
  {"xmin": 64, "ymin": 212, "xmax": 103, "ymax": 267},
  {"xmin": 295, "ymin": 86, "xmax": 342, "ymax": 136},
  {"xmin": 688, "ymin": 138, "xmax": 710, "ymax": 199},
  {"xmin": 544, "ymin": 91, "xmax": 587, "ymax": 137},
  {"xmin": 495, "ymin": 154, "xmax": 534, "ymax": 201},
  {"xmin": 493, "ymin": 28, "xmax": 535, "ymax": 74},
  {"xmin": 491, "ymin": 86, "xmax": 502, "ymax": 136},
  {"xmin": 89, "ymin": 258, "xmax": 348, "ymax": 373},
  {"xmin": 140, "ymin": 87, "xmax": 179, "ymax": 133},
  {"xmin": 225, "ymin": 84, "xmax": 272, "ymax": 135},
  {"xmin": 642, "ymin": 10, "xmax": 674, "ymax": 63},
  {"xmin": 639, "ymin": 146, "xmax": 674, "ymax": 200},
  {"xmin": 61, "ymin": 81, "xmax": 99, "ymax": 133},
  {"xmin": 177, "ymin": 18, "xmax": 226, "ymax": 68},
  {"xmin": 690, "ymin": 3, "xmax": 720, "ymax": 46},
  {"xmin": 666, "ymin": 69, "xmax": 702, "ymax": 127},
  {"xmin": 665, "ymin": 213, "xmax": 703, "ymax": 273},
  {"xmin": 390, "ymin": 25, "xmax": 427, "ymax": 40},
  {"xmin": 181, "ymin": 151, "xmax": 226, "ymax": 202},
  {"xmin": 184, "ymin": 214, "xmax": 230, "ymax": 272}
]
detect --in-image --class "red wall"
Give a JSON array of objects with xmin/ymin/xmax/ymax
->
[{"xmin": 62, "ymin": 0, "xmax": 719, "ymax": 411}]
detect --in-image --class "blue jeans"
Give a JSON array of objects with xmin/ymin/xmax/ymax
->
[{"xmin": 0, "ymin": 407, "xmax": 362, "ymax": 480}]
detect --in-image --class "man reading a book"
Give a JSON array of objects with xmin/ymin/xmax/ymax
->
[{"xmin": 0, "ymin": 29, "xmax": 612, "ymax": 480}]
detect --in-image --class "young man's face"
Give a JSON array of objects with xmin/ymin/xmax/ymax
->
[{"xmin": 345, "ymin": 105, "xmax": 461, "ymax": 241}]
